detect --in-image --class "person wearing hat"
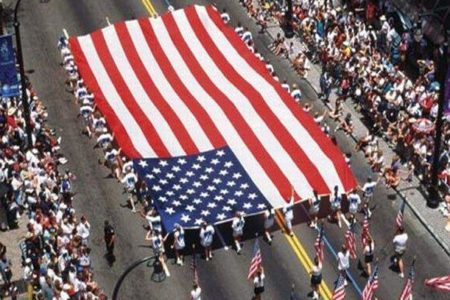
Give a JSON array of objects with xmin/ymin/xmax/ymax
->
[
  {"xmin": 172, "ymin": 224, "xmax": 185, "ymax": 265},
  {"xmin": 199, "ymin": 222, "xmax": 215, "ymax": 261}
]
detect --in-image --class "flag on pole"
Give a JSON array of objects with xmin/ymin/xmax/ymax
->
[
  {"xmin": 396, "ymin": 200, "xmax": 406, "ymax": 229},
  {"xmin": 361, "ymin": 216, "xmax": 370, "ymax": 247},
  {"xmin": 345, "ymin": 224, "xmax": 357, "ymax": 259},
  {"xmin": 362, "ymin": 265, "xmax": 379, "ymax": 300},
  {"xmin": 399, "ymin": 260, "xmax": 415, "ymax": 300},
  {"xmin": 314, "ymin": 225, "xmax": 325, "ymax": 263},
  {"xmin": 191, "ymin": 247, "xmax": 199, "ymax": 283},
  {"xmin": 247, "ymin": 239, "xmax": 262, "ymax": 280},
  {"xmin": 332, "ymin": 273, "xmax": 347, "ymax": 300},
  {"xmin": 425, "ymin": 275, "xmax": 450, "ymax": 293}
]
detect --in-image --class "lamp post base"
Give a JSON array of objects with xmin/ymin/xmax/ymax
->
[
  {"xmin": 283, "ymin": 23, "xmax": 295, "ymax": 39},
  {"xmin": 427, "ymin": 186, "xmax": 441, "ymax": 208}
]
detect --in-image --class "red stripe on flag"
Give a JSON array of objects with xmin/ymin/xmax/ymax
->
[
  {"xmin": 69, "ymin": 37, "xmax": 141, "ymax": 158},
  {"xmin": 180, "ymin": 7, "xmax": 331, "ymax": 195},
  {"xmin": 136, "ymin": 19, "xmax": 226, "ymax": 150},
  {"xmin": 89, "ymin": 30, "xmax": 170, "ymax": 157},
  {"xmin": 204, "ymin": 6, "xmax": 357, "ymax": 192},
  {"xmin": 114, "ymin": 22, "xmax": 200, "ymax": 156},
  {"xmin": 141, "ymin": 17, "xmax": 293, "ymax": 198}
]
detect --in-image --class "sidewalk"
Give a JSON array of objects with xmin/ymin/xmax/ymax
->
[
  {"xmin": 0, "ymin": 210, "xmax": 30, "ymax": 299},
  {"xmin": 246, "ymin": 1, "xmax": 450, "ymax": 256}
]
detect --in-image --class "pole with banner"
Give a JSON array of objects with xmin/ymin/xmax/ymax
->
[
  {"xmin": 428, "ymin": 39, "xmax": 449, "ymax": 208},
  {"xmin": 0, "ymin": 34, "xmax": 20, "ymax": 97}
]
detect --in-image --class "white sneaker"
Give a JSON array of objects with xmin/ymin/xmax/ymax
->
[{"xmin": 399, "ymin": 273, "xmax": 404, "ymax": 278}]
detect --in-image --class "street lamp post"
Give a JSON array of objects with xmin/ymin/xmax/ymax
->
[
  {"xmin": 427, "ymin": 32, "xmax": 449, "ymax": 208},
  {"xmin": 284, "ymin": 0, "xmax": 295, "ymax": 39},
  {"xmin": 13, "ymin": 0, "xmax": 33, "ymax": 148}
]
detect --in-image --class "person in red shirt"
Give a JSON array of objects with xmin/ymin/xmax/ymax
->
[{"xmin": 366, "ymin": 1, "xmax": 377, "ymax": 25}]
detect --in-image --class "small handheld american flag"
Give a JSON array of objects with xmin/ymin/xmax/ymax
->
[
  {"xmin": 314, "ymin": 225, "xmax": 325, "ymax": 263},
  {"xmin": 425, "ymin": 275, "xmax": 450, "ymax": 292},
  {"xmin": 345, "ymin": 223, "xmax": 357, "ymax": 259},
  {"xmin": 396, "ymin": 200, "xmax": 406, "ymax": 229},
  {"xmin": 361, "ymin": 216, "xmax": 370, "ymax": 247},
  {"xmin": 247, "ymin": 239, "xmax": 262, "ymax": 280},
  {"xmin": 399, "ymin": 259, "xmax": 415, "ymax": 300},
  {"xmin": 332, "ymin": 273, "xmax": 346, "ymax": 300},
  {"xmin": 362, "ymin": 265, "xmax": 379, "ymax": 300}
]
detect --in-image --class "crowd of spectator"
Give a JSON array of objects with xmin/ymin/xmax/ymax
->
[
  {"xmin": 241, "ymin": 0, "xmax": 450, "ymax": 194},
  {"xmin": 0, "ymin": 41, "xmax": 107, "ymax": 299}
]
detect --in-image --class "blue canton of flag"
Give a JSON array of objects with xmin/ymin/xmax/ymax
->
[{"xmin": 134, "ymin": 147, "xmax": 271, "ymax": 231}]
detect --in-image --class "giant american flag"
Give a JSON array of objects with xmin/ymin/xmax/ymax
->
[{"xmin": 69, "ymin": 5, "xmax": 356, "ymax": 230}]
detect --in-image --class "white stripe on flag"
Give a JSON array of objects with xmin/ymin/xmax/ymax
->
[
  {"xmin": 101, "ymin": 25, "xmax": 186, "ymax": 157},
  {"xmin": 125, "ymin": 20, "xmax": 215, "ymax": 154},
  {"xmin": 77, "ymin": 36, "xmax": 156, "ymax": 157}
]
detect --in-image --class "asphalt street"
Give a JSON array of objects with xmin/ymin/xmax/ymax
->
[{"xmin": 5, "ymin": 0, "xmax": 449, "ymax": 299}]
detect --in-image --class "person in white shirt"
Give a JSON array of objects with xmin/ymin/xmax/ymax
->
[
  {"xmin": 220, "ymin": 9, "xmax": 230, "ymax": 24},
  {"xmin": 190, "ymin": 282, "xmax": 201, "ymax": 300},
  {"xmin": 337, "ymin": 245, "xmax": 350, "ymax": 286},
  {"xmin": 309, "ymin": 257, "xmax": 322, "ymax": 300},
  {"xmin": 235, "ymin": 22, "xmax": 244, "ymax": 37},
  {"xmin": 146, "ymin": 229, "xmax": 170, "ymax": 277},
  {"xmin": 291, "ymin": 84, "xmax": 302, "ymax": 102},
  {"xmin": 263, "ymin": 208, "xmax": 275, "ymax": 244},
  {"xmin": 142, "ymin": 209, "xmax": 162, "ymax": 233},
  {"xmin": 76, "ymin": 216, "xmax": 91, "ymax": 245},
  {"xmin": 392, "ymin": 226, "xmax": 408, "ymax": 278},
  {"xmin": 172, "ymin": 224, "xmax": 185, "ymax": 266},
  {"xmin": 308, "ymin": 190, "xmax": 321, "ymax": 228},
  {"xmin": 121, "ymin": 168, "xmax": 138, "ymax": 212},
  {"xmin": 360, "ymin": 177, "xmax": 378, "ymax": 218},
  {"xmin": 96, "ymin": 129, "xmax": 114, "ymax": 149},
  {"xmin": 231, "ymin": 211, "xmax": 245, "ymax": 254},
  {"xmin": 241, "ymin": 27, "xmax": 253, "ymax": 45},
  {"xmin": 281, "ymin": 80, "xmax": 290, "ymax": 93},
  {"xmin": 328, "ymin": 186, "xmax": 342, "ymax": 228},
  {"xmin": 199, "ymin": 222, "xmax": 215, "ymax": 261},
  {"xmin": 253, "ymin": 267, "xmax": 265, "ymax": 300},
  {"xmin": 283, "ymin": 189, "xmax": 295, "ymax": 236},
  {"xmin": 347, "ymin": 189, "xmax": 361, "ymax": 220}
]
